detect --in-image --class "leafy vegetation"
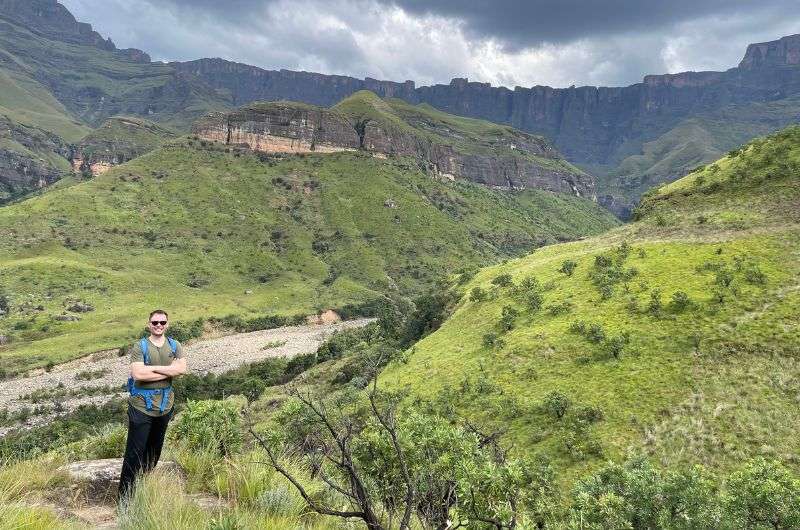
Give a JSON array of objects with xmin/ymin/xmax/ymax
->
[{"xmin": 0, "ymin": 142, "xmax": 615, "ymax": 375}]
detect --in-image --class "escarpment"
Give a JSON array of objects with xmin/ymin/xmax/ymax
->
[{"xmin": 192, "ymin": 95, "xmax": 596, "ymax": 198}]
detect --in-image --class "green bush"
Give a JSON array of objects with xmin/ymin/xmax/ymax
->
[
  {"xmin": 670, "ymin": 291, "xmax": 691, "ymax": 312},
  {"xmin": 172, "ymin": 399, "xmax": 244, "ymax": 456},
  {"xmin": 723, "ymin": 458, "xmax": 800, "ymax": 528},
  {"xmin": 491, "ymin": 273, "xmax": 513, "ymax": 287},
  {"xmin": 167, "ymin": 318, "xmax": 204, "ymax": 342},
  {"xmin": 470, "ymin": 286, "xmax": 487, "ymax": 302},
  {"xmin": 559, "ymin": 260, "xmax": 578, "ymax": 276},
  {"xmin": 482, "ymin": 332, "xmax": 505, "ymax": 349},
  {"xmin": 587, "ymin": 323, "xmax": 606, "ymax": 344},
  {"xmin": 499, "ymin": 305, "xmax": 519, "ymax": 332},
  {"xmin": 648, "ymin": 289, "xmax": 663, "ymax": 315},
  {"xmin": 542, "ymin": 390, "xmax": 571, "ymax": 420}
]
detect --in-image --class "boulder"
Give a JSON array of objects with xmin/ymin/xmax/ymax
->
[
  {"xmin": 0, "ymin": 335, "xmax": 8, "ymax": 345},
  {"xmin": 60, "ymin": 458, "xmax": 183, "ymax": 501},
  {"xmin": 55, "ymin": 314, "xmax": 81, "ymax": 321},
  {"xmin": 67, "ymin": 302, "xmax": 95, "ymax": 313}
]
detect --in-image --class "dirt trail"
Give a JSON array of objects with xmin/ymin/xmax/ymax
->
[{"xmin": 0, "ymin": 318, "xmax": 374, "ymax": 435}]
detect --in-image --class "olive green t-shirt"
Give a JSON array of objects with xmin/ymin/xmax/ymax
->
[{"xmin": 128, "ymin": 337, "xmax": 184, "ymax": 417}]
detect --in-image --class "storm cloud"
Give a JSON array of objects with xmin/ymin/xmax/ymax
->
[{"xmin": 59, "ymin": 0, "xmax": 799, "ymax": 88}]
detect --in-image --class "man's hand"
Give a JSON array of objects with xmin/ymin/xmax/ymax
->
[{"xmin": 151, "ymin": 357, "xmax": 187, "ymax": 378}]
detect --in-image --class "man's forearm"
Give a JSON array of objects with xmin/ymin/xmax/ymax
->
[
  {"xmin": 133, "ymin": 368, "xmax": 170, "ymax": 382},
  {"xmin": 152, "ymin": 361, "xmax": 186, "ymax": 377}
]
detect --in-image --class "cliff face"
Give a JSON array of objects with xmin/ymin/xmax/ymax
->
[
  {"xmin": 175, "ymin": 35, "xmax": 800, "ymax": 216},
  {"xmin": 193, "ymin": 103, "xmax": 360, "ymax": 154},
  {"xmin": 0, "ymin": 116, "xmax": 71, "ymax": 202},
  {"xmin": 192, "ymin": 95, "xmax": 595, "ymax": 198}
]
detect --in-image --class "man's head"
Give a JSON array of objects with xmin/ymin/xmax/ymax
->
[{"xmin": 147, "ymin": 309, "xmax": 169, "ymax": 337}]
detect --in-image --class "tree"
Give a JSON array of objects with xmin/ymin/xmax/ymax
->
[
  {"xmin": 723, "ymin": 458, "xmax": 800, "ymax": 529},
  {"xmin": 248, "ymin": 375, "xmax": 555, "ymax": 529},
  {"xmin": 560, "ymin": 260, "xmax": 578, "ymax": 277}
]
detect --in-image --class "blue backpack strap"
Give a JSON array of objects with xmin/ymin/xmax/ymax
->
[
  {"xmin": 139, "ymin": 337, "xmax": 150, "ymax": 365},
  {"xmin": 166, "ymin": 337, "xmax": 178, "ymax": 357}
]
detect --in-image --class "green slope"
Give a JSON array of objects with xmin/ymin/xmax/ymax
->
[
  {"xmin": 383, "ymin": 125, "xmax": 800, "ymax": 485},
  {"xmin": 0, "ymin": 14, "xmax": 230, "ymax": 131},
  {"xmin": 335, "ymin": 91, "xmax": 586, "ymax": 176},
  {"xmin": 594, "ymin": 96, "xmax": 800, "ymax": 216},
  {"xmin": 0, "ymin": 141, "xmax": 617, "ymax": 375}
]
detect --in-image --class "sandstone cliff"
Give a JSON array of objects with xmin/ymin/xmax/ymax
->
[{"xmin": 192, "ymin": 93, "xmax": 595, "ymax": 198}]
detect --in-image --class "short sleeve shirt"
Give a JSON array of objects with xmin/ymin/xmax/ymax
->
[{"xmin": 129, "ymin": 337, "xmax": 184, "ymax": 416}]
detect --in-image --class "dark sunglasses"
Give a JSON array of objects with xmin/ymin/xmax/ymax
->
[{"xmin": 149, "ymin": 320, "xmax": 168, "ymax": 326}]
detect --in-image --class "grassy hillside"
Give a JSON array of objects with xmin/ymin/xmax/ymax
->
[
  {"xmin": 0, "ymin": 14, "xmax": 230, "ymax": 131},
  {"xmin": 335, "ymin": 91, "xmax": 586, "ymax": 176},
  {"xmin": 0, "ymin": 140, "xmax": 616, "ymax": 375},
  {"xmin": 383, "ymin": 125, "xmax": 800, "ymax": 485},
  {"xmin": 593, "ymin": 96, "xmax": 800, "ymax": 216}
]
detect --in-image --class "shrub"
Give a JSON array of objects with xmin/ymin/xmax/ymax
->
[
  {"xmin": 743, "ymin": 264, "xmax": 767, "ymax": 285},
  {"xmin": 499, "ymin": 305, "xmax": 519, "ymax": 331},
  {"xmin": 670, "ymin": 291, "xmax": 691, "ymax": 312},
  {"xmin": 168, "ymin": 318, "xmax": 204, "ymax": 342},
  {"xmin": 715, "ymin": 267, "xmax": 734, "ymax": 288},
  {"xmin": 542, "ymin": 390, "xmax": 571, "ymax": 420},
  {"xmin": 491, "ymin": 273, "xmax": 513, "ymax": 287},
  {"xmin": 523, "ymin": 291, "xmax": 544, "ymax": 312},
  {"xmin": 469, "ymin": 286, "xmax": 487, "ymax": 302},
  {"xmin": 547, "ymin": 301, "xmax": 573, "ymax": 316},
  {"xmin": 648, "ymin": 289, "xmax": 663, "ymax": 315},
  {"xmin": 723, "ymin": 458, "xmax": 800, "ymax": 528},
  {"xmin": 605, "ymin": 332, "xmax": 631, "ymax": 359},
  {"xmin": 172, "ymin": 399, "xmax": 244, "ymax": 456},
  {"xmin": 587, "ymin": 323, "xmax": 606, "ymax": 344},
  {"xmin": 569, "ymin": 320, "xmax": 587, "ymax": 335},
  {"xmin": 560, "ymin": 260, "xmax": 578, "ymax": 276},
  {"xmin": 482, "ymin": 332, "xmax": 505, "ymax": 349}
]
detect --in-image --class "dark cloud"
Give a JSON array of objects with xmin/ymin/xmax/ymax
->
[{"xmin": 380, "ymin": 0, "xmax": 796, "ymax": 50}]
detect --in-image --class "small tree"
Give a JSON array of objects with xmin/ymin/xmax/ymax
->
[
  {"xmin": 470, "ymin": 286, "xmax": 487, "ymax": 303},
  {"xmin": 560, "ymin": 260, "xmax": 578, "ymax": 276},
  {"xmin": 670, "ymin": 291, "xmax": 691, "ymax": 312},
  {"xmin": 499, "ymin": 305, "xmax": 519, "ymax": 332},
  {"xmin": 648, "ymin": 289, "xmax": 663, "ymax": 315},
  {"xmin": 723, "ymin": 458, "xmax": 800, "ymax": 529},
  {"xmin": 491, "ymin": 274, "xmax": 513, "ymax": 288},
  {"xmin": 542, "ymin": 390, "xmax": 571, "ymax": 420}
]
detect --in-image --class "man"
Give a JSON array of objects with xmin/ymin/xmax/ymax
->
[{"xmin": 118, "ymin": 309, "xmax": 187, "ymax": 501}]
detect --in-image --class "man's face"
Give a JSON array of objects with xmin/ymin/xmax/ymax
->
[{"xmin": 148, "ymin": 313, "xmax": 169, "ymax": 337}]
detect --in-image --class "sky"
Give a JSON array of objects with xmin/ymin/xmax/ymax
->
[{"xmin": 59, "ymin": 0, "xmax": 799, "ymax": 89}]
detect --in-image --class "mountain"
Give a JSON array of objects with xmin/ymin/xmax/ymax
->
[
  {"xmin": 175, "ymin": 37, "xmax": 800, "ymax": 217},
  {"xmin": 381, "ymin": 124, "xmax": 800, "ymax": 481},
  {"xmin": 2, "ymin": 1, "xmax": 799, "ymax": 216},
  {"xmin": 0, "ymin": 136, "xmax": 616, "ymax": 376},
  {"xmin": 192, "ymin": 92, "xmax": 594, "ymax": 197}
]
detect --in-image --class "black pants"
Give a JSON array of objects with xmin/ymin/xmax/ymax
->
[{"xmin": 118, "ymin": 404, "xmax": 173, "ymax": 500}]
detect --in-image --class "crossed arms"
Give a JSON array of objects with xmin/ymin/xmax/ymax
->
[{"xmin": 130, "ymin": 357, "xmax": 187, "ymax": 382}]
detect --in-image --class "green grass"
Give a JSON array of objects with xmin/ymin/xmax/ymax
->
[
  {"xmin": 0, "ymin": 141, "xmax": 616, "ymax": 375},
  {"xmin": 382, "ymin": 125, "xmax": 800, "ymax": 487}
]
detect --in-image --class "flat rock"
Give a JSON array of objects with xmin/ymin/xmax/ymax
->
[{"xmin": 61, "ymin": 458, "xmax": 182, "ymax": 501}]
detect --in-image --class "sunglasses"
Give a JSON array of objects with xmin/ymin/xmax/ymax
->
[{"xmin": 149, "ymin": 320, "xmax": 168, "ymax": 326}]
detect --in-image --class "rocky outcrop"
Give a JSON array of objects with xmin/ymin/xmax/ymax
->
[
  {"xmin": 193, "ymin": 103, "xmax": 360, "ymax": 154},
  {"xmin": 739, "ymin": 34, "xmax": 800, "ymax": 69},
  {"xmin": 192, "ymin": 99, "xmax": 595, "ymax": 197},
  {"xmin": 0, "ymin": 116, "xmax": 71, "ymax": 201}
]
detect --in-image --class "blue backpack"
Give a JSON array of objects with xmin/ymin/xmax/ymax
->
[{"xmin": 127, "ymin": 337, "xmax": 178, "ymax": 413}]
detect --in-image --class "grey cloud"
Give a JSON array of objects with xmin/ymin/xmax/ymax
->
[
  {"xmin": 380, "ymin": 0, "xmax": 796, "ymax": 50},
  {"xmin": 58, "ymin": 0, "xmax": 800, "ymax": 89}
]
